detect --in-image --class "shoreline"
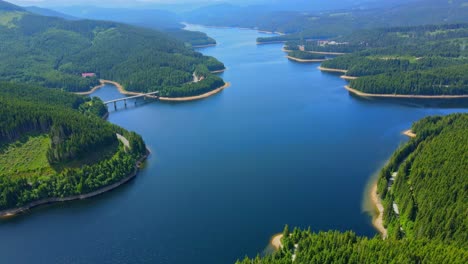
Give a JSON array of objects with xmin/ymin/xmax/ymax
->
[
  {"xmin": 74, "ymin": 80, "xmax": 141, "ymax": 96},
  {"xmin": 257, "ymin": 40, "xmax": 287, "ymax": 45},
  {"xmin": 286, "ymin": 56, "xmax": 326, "ymax": 63},
  {"xmin": 340, "ymin": 75, "xmax": 358, "ymax": 80},
  {"xmin": 0, "ymin": 149, "xmax": 150, "ymax": 218},
  {"xmin": 211, "ymin": 68, "xmax": 227, "ymax": 74},
  {"xmin": 159, "ymin": 82, "xmax": 231, "ymax": 102},
  {"xmin": 370, "ymin": 181, "xmax": 388, "ymax": 238},
  {"xmin": 318, "ymin": 66, "xmax": 348, "ymax": 73},
  {"xmin": 192, "ymin": 43, "xmax": 217, "ymax": 48},
  {"xmin": 270, "ymin": 233, "xmax": 283, "ymax": 250},
  {"xmin": 345, "ymin": 85, "xmax": 468, "ymax": 99},
  {"xmin": 403, "ymin": 129, "xmax": 416, "ymax": 138},
  {"xmin": 75, "ymin": 79, "xmax": 231, "ymax": 102}
]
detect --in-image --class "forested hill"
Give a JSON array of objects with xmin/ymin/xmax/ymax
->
[
  {"xmin": 377, "ymin": 114, "xmax": 468, "ymax": 246},
  {"xmin": 237, "ymin": 114, "xmax": 468, "ymax": 263},
  {"xmin": 183, "ymin": 0, "xmax": 468, "ymax": 43},
  {"xmin": 257, "ymin": 0, "xmax": 468, "ymax": 42},
  {"xmin": 48, "ymin": 6, "xmax": 216, "ymax": 47},
  {"xmin": 0, "ymin": 82, "xmax": 147, "ymax": 211},
  {"xmin": 314, "ymin": 23, "xmax": 468, "ymax": 96},
  {"xmin": 0, "ymin": 0, "xmax": 225, "ymax": 97}
]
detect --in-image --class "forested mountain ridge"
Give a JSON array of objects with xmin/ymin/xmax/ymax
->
[
  {"xmin": 0, "ymin": 0, "xmax": 225, "ymax": 97},
  {"xmin": 183, "ymin": 0, "xmax": 468, "ymax": 43},
  {"xmin": 50, "ymin": 6, "xmax": 216, "ymax": 47},
  {"xmin": 0, "ymin": 82, "xmax": 147, "ymax": 212},
  {"xmin": 237, "ymin": 113, "xmax": 468, "ymax": 263}
]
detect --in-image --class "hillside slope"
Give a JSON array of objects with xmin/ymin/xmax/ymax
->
[{"xmin": 0, "ymin": 0, "xmax": 224, "ymax": 96}]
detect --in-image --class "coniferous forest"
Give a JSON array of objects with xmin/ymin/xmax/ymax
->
[
  {"xmin": 0, "ymin": 81, "xmax": 147, "ymax": 211},
  {"xmin": 0, "ymin": 2, "xmax": 225, "ymax": 97},
  {"xmin": 238, "ymin": 114, "xmax": 468, "ymax": 263},
  {"xmin": 314, "ymin": 24, "xmax": 468, "ymax": 96}
]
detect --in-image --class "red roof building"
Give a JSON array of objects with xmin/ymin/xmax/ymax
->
[{"xmin": 81, "ymin": 73, "xmax": 96, "ymax": 78}]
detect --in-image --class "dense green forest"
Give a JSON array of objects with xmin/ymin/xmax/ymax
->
[
  {"xmin": 237, "ymin": 113, "xmax": 468, "ymax": 263},
  {"xmin": 0, "ymin": 82, "xmax": 147, "ymax": 211},
  {"xmin": 252, "ymin": 0, "xmax": 468, "ymax": 43},
  {"xmin": 43, "ymin": 6, "xmax": 217, "ymax": 47},
  {"xmin": 376, "ymin": 114, "xmax": 468, "ymax": 246},
  {"xmin": 236, "ymin": 229, "xmax": 468, "ymax": 264},
  {"xmin": 287, "ymin": 51, "xmax": 325, "ymax": 60},
  {"xmin": 0, "ymin": 1, "xmax": 225, "ymax": 97},
  {"xmin": 315, "ymin": 23, "xmax": 468, "ymax": 95}
]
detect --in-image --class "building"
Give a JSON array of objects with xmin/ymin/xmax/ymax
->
[{"xmin": 81, "ymin": 73, "xmax": 96, "ymax": 78}]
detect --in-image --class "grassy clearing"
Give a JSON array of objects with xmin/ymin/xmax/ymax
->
[
  {"xmin": 0, "ymin": 134, "xmax": 55, "ymax": 178},
  {"xmin": 0, "ymin": 134, "xmax": 120, "ymax": 179}
]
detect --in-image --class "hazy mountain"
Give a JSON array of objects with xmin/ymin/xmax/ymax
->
[
  {"xmin": 54, "ymin": 6, "xmax": 182, "ymax": 30},
  {"xmin": 24, "ymin": 6, "xmax": 77, "ymax": 20}
]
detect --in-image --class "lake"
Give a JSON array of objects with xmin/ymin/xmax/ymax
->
[{"xmin": 1, "ymin": 25, "xmax": 466, "ymax": 264}]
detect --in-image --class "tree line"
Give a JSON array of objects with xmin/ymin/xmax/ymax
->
[{"xmin": 0, "ymin": 82, "xmax": 147, "ymax": 210}]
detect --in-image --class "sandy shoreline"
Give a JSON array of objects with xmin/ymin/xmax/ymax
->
[
  {"xmin": 0, "ymin": 149, "xmax": 150, "ymax": 218},
  {"xmin": 211, "ymin": 68, "xmax": 227, "ymax": 74},
  {"xmin": 159, "ymin": 82, "xmax": 231, "ymax": 102},
  {"xmin": 270, "ymin": 233, "xmax": 283, "ymax": 250},
  {"xmin": 403, "ymin": 129, "xmax": 416, "ymax": 138},
  {"xmin": 318, "ymin": 66, "xmax": 348, "ymax": 73},
  {"xmin": 257, "ymin": 40, "xmax": 287, "ymax": 45},
  {"xmin": 340, "ymin": 75, "xmax": 358, "ymax": 80},
  {"xmin": 370, "ymin": 182, "xmax": 387, "ymax": 238},
  {"xmin": 286, "ymin": 56, "xmax": 326, "ymax": 63},
  {"xmin": 345, "ymin": 85, "xmax": 468, "ymax": 99},
  {"xmin": 74, "ymin": 80, "xmax": 141, "ymax": 96},
  {"xmin": 75, "ymin": 79, "xmax": 230, "ymax": 102}
]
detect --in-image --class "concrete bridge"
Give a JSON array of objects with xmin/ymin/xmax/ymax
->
[{"xmin": 104, "ymin": 91, "xmax": 159, "ymax": 109}]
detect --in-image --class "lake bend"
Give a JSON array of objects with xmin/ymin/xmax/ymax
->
[{"xmin": 0, "ymin": 25, "xmax": 467, "ymax": 264}]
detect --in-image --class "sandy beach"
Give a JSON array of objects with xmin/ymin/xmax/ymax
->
[
  {"xmin": 76, "ymin": 79, "xmax": 230, "ymax": 102},
  {"xmin": 74, "ymin": 80, "xmax": 141, "ymax": 96},
  {"xmin": 340, "ymin": 75, "xmax": 358, "ymax": 80},
  {"xmin": 370, "ymin": 182, "xmax": 388, "ymax": 238},
  {"xmin": 403, "ymin": 129, "xmax": 416, "ymax": 138},
  {"xmin": 211, "ymin": 68, "xmax": 227, "ymax": 74},
  {"xmin": 159, "ymin": 82, "xmax": 231, "ymax": 102},
  {"xmin": 286, "ymin": 56, "xmax": 326, "ymax": 63},
  {"xmin": 345, "ymin": 85, "xmax": 468, "ymax": 99},
  {"xmin": 318, "ymin": 66, "xmax": 348, "ymax": 73},
  {"xmin": 270, "ymin": 234, "xmax": 283, "ymax": 250},
  {"xmin": 74, "ymin": 82, "xmax": 106, "ymax": 95}
]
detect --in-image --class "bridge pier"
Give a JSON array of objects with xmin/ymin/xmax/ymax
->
[
  {"xmin": 114, "ymin": 101, "xmax": 117, "ymax": 110},
  {"xmin": 124, "ymin": 99, "xmax": 127, "ymax": 108}
]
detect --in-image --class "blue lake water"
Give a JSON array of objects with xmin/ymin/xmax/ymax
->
[{"xmin": 1, "ymin": 25, "xmax": 466, "ymax": 264}]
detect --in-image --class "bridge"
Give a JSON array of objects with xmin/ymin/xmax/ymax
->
[{"xmin": 104, "ymin": 91, "xmax": 159, "ymax": 109}]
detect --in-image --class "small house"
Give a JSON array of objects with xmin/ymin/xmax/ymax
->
[{"xmin": 81, "ymin": 73, "xmax": 96, "ymax": 78}]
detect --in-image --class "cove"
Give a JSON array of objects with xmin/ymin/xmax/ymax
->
[{"xmin": 0, "ymin": 25, "xmax": 466, "ymax": 264}]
